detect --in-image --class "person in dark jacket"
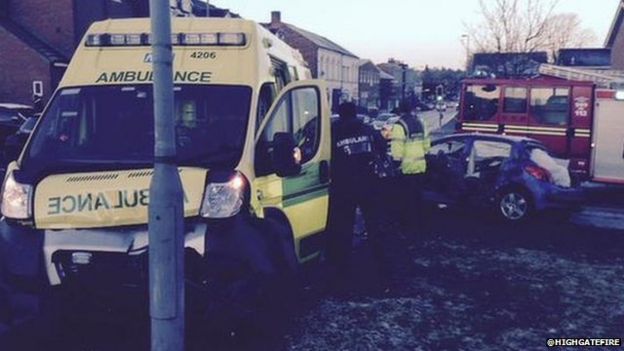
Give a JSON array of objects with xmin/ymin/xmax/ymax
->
[{"xmin": 326, "ymin": 102, "xmax": 388, "ymax": 287}]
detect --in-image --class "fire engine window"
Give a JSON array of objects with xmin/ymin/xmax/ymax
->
[
  {"xmin": 530, "ymin": 88, "xmax": 570, "ymax": 126},
  {"xmin": 463, "ymin": 84, "xmax": 500, "ymax": 121},
  {"xmin": 503, "ymin": 87, "xmax": 527, "ymax": 113}
]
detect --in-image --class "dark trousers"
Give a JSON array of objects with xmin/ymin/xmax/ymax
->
[
  {"xmin": 390, "ymin": 173, "xmax": 425, "ymax": 232},
  {"xmin": 326, "ymin": 179, "xmax": 386, "ymax": 274}
]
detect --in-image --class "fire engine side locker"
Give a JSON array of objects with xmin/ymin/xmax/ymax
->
[{"xmin": 591, "ymin": 94, "xmax": 624, "ymax": 184}]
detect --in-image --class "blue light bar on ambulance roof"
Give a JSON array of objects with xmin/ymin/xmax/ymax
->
[{"xmin": 85, "ymin": 32, "xmax": 246, "ymax": 47}]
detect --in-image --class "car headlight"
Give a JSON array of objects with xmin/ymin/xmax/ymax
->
[
  {"xmin": 199, "ymin": 172, "xmax": 246, "ymax": 219},
  {"xmin": 1, "ymin": 172, "xmax": 33, "ymax": 219}
]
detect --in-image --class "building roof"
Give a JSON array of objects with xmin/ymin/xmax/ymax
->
[
  {"xmin": 0, "ymin": 19, "xmax": 67, "ymax": 63},
  {"xmin": 378, "ymin": 69, "xmax": 395, "ymax": 80},
  {"xmin": 605, "ymin": 0, "xmax": 624, "ymax": 47},
  {"xmin": 284, "ymin": 23, "xmax": 357, "ymax": 58},
  {"xmin": 191, "ymin": 0, "xmax": 241, "ymax": 18}
]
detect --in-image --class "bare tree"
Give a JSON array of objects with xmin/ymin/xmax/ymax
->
[
  {"xmin": 543, "ymin": 13, "xmax": 598, "ymax": 60},
  {"xmin": 466, "ymin": 0, "xmax": 596, "ymax": 55}
]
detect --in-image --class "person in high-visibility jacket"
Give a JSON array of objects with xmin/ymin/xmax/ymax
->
[{"xmin": 390, "ymin": 111, "xmax": 431, "ymax": 230}]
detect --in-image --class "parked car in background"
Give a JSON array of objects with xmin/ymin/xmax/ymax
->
[
  {"xmin": 357, "ymin": 113, "xmax": 371, "ymax": 124},
  {"xmin": 424, "ymin": 133, "xmax": 581, "ymax": 222},
  {"xmin": 0, "ymin": 103, "xmax": 33, "ymax": 150},
  {"xmin": 415, "ymin": 102, "xmax": 433, "ymax": 111},
  {"xmin": 2, "ymin": 115, "xmax": 39, "ymax": 168},
  {"xmin": 447, "ymin": 101, "xmax": 459, "ymax": 109},
  {"xmin": 331, "ymin": 113, "xmax": 371, "ymax": 125},
  {"xmin": 372, "ymin": 113, "xmax": 399, "ymax": 131}
]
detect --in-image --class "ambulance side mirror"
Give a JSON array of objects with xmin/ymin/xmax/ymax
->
[{"xmin": 272, "ymin": 132, "xmax": 302, "ymax": 177}]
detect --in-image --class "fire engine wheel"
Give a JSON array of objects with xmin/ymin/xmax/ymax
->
[{"xmin": 497, "ymin": 188, "xmax": 533, "ymax": 222}]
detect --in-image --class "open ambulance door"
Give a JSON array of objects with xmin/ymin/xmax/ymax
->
[{"xmin": 253, "ymin": 80, "xmax": 331, "ymax": 261}]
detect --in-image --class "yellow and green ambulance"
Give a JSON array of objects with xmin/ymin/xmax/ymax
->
[{"xmin": 0, "ymin": 18, "xmax": 332, "ymax": 300}]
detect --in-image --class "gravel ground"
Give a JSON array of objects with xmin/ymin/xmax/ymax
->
[
  {"xmin": 283, "ymin": 209, "xmax": 624, "ymax": 351},
  {"xmin": 2, "ymin": 181, "xmax": 624, "ymax": 350}
]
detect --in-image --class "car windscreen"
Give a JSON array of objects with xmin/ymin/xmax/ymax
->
[{"xmin": 24, "ymin": 84, "xmax": 252, "ymax": 173}]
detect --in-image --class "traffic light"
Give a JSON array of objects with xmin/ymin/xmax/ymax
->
[{"xmin": 436, "ymin": 85, "xmax": 444, "ymax": 99}]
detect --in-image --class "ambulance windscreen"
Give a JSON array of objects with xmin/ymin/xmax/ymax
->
[{"xmin": 24, "ymin": 85, "xmax": 251, "ymax": 173}]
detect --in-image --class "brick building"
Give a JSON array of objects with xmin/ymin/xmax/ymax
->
[
  {"xmin": 605, "ymin": 0, "xmax": 624, "ymax": 70},
  {"xmin": 378, "ymin": 59, "xmax": 421, "ymax": 108},
  {"xmin": 0, "ymin": 0, "xmax": 194, "ymax": 105},
  {"xmin": 264, "ymin": 11, "xmax": 359, "ymax": 110},
  {"xmin": 358, "ymin": 59, "xmax": 381, "ymax": 112},
  {"xmin": 378, "ymin": 69, "xmax": 398, "ymax": 112}
]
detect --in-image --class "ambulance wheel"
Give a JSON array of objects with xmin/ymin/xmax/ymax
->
[
  {"xmin": 496, "ymin": 187, "xmax": 533, "ymax": 223},
  {"xmin": 196, "ymin": 216, "xmax": 298, "ymax": 335}
]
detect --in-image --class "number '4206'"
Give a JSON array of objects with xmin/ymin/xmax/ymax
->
[{"xmin": 190, "ymin": 51, "xmax": 216, "ymax": 59}]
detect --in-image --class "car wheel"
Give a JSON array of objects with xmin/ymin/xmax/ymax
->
[{"xmin": 497, "ymin": 188, "xmax": 533, "ymax": 222}]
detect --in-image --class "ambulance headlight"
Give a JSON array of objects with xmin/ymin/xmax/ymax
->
[
  {"xmin": 1, "ymin": 172, "xmax": 33, "ymax": 220},
  {"xmin": 200, "ymin": 172, "xmax": 246, "ymax": 219},
  {"xmin": 615, "ymin": 91, "xmax": 624, "ymax": 101}
]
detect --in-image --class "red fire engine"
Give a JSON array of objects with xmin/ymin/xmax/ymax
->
[{"xmin": 457, "ymin": 64, "xmax": 624, "ymax": 184}]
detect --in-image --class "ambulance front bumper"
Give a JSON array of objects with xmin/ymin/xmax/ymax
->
[{"xmin": 44, "ymin": 220, "xmax": 206, "ymax": 286}]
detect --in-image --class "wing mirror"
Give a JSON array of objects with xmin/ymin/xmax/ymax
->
[{"xmin": 272, "ymin": 132, "xmax": 302, "ymax": 177}]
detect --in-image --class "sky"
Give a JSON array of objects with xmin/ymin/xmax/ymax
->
[{"xmin": 209, "ymin": 0, "xmax": 621, "ymax": 69}]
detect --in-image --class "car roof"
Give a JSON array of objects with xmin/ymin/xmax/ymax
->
[{"xmin": 435, "ymin": 132, "xmax": 542, "ymax": 145}]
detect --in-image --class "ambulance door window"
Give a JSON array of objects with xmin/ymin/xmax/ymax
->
[
  {"xmin": 255, "ymin": 93, "xmax": 292, "ymax": 176},
  {"xmin": 256, "ymin": 83, "xmax": 276, "ymax": 132},
  {"xmin": 291, "ymin": 87, "xmax": 320, "ymax": 163},
  {"xmin": 271, "ymin": 57, "xmax": 291, "ymax": 92}
]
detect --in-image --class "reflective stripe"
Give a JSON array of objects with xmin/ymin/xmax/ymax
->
[
  {"xmin": 462, "ymin": 123, "xmax": 498, "ymax": 129},
  {"xmin": 504, "ymin": 129, "xmax": 566, "ymax": 136},
  {"xmin": 505, "ymin": 125, "xmax": 567, "ymax": 132},
  {"xmin": 463, "ymin": 126, "xmax": 498, "ymax": 132}
]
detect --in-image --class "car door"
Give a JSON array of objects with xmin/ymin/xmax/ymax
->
[
  {"xmin": 426, "ymin": 137, "xmax": 469, "ymax": 199},
  {"xmin": 254, "ymin": 80, "xmax": 330, "ymax": 261},
  {"xmin": 465, "ymin": 139, "xmax": 514, "ymax": 199}
]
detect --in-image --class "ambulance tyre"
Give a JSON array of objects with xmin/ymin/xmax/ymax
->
[
  {"xmin": 246, "ymin": 215, "xmax": 299, "ymax": 333},
  {"xmin": 198, "ymin": 214, "xmax": 298, "ymax": 336}
]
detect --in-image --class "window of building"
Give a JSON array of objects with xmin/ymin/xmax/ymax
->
[
  {"xmin": 503, "ymin": 87, "xmax": 527, "ymax": 113},
  {"xmin": 462, "ymin": 84, "xmax": 500, "ymax": 121},
  {"xmin": 530, "ymin": 87, "xmax": 570, "ymax": 126}
]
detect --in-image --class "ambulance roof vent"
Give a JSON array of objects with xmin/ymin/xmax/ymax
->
[
  {"xmin": 66, "ymin": 173, "xmax": 120, "ymax": 182},
  {"xmin": 127, "ymin": 169, "xmax": 184, "ymax": 179},
  {"xmin": 127, "ymin": 170, "xmax": 154, "ymax": 179}
]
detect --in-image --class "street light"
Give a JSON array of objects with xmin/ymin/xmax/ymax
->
[
  {"xmin": 461, "ymin": 34, "xmax": 471, "ymax": 71},
  {"xmin": 399, "ymin": 62, "xmax": 407, "ymax": 108}
]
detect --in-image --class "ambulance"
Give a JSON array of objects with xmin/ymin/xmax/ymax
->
[
  {"xmin": 457, "ymin": 64, "xmax": 624, "ymax": 185},
  {"xmin": 0, "ymin": 18, "xmax": 332, "ymax": 306}
]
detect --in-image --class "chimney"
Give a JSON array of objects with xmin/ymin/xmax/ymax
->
[{"xmin": 271, "ymin": 11, "xmax": 281, "ymax": 26}]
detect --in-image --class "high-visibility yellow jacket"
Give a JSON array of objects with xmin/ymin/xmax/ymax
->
[{"xmin": 391, "ymin": 115, "xmax": 431, "ymax": 175}]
